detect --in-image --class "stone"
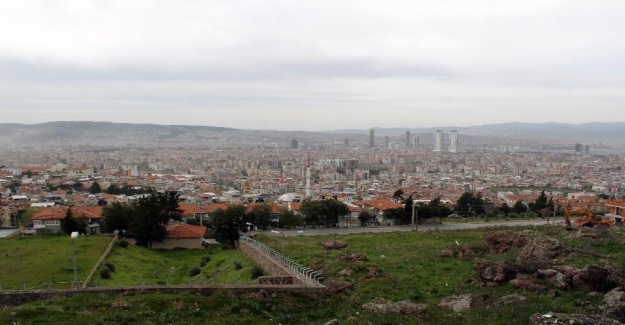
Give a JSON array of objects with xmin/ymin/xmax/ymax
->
[
  {"xmin": 510, "ymin": 278, "xmax": 547, "ymax": 292},
  {"xmin": 110, "ymin": 301, "xmax": 129, "ymax": 309},
  {"xmin": 347, "ymin": 253, "xmax": 368, "ymax": 262},
  {"xmin": 577, "ymin": 265, "xmax": 619, "ymax": 293},
  {"xmin": 324, "ymin": 280, "xmax": 353, "ymax": 294},
  {"xmin": 362, "ymin": 267, "xmax": 384, "ymax": 279},
  {"xmin": 529, "ymin": 313, "xmax": 622, "ymax": 325},
  {"xmin": 362, "ymin": 300, "xmax": 428, "ymax": 315},
  {"xmin": 538, "ymin": 269, "xmax": 570, "ymax": 289},
  {"xmin": 439, "ymin": 248, "xmax": 454, "ymax": 257},
  {"xmin": 605, "ymin": 287, "xmax": 625, "ymax": 307},
  {"xmin": 474, "ymin": 258, "xmax": 517, "ymax": 285},
  {"xmin": 323, "ymin": 319, "xmax": 340, "ymax": 325},
  {"xmin": 517, "ymin": 237, "xmax": 564, "ymax": 273},
  {"xmin": 498, "ymin": 294, "xmax": 527, "ymax": 306},
  {"xmin": 337, "ymin": 269, "xmax": 354, "ymax": 277},
  {"xmin": 322, "ymin": 240, "xmax": 348, "ymax": 250},
  {"xmin": 484, "ymin": 230, "xmax": 529, "ymax": 253},
  {"xmin": 439, "ymin": 294, "xmax": 475, "ymax": 313}
]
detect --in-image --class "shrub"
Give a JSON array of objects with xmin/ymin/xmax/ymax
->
[
  {"xmin": 250, "ymin": 266, "xmax": 264, "ymax": 279},
  {"xmin": 99, "ymin": 267, "xmax": 111, "ymax": 279},
  {"xmin": 104, "ymin": 262, "xmax": 116, "ymax": 272},
  {"xmin": 189, "ymin": 267, "xmax": 201, "ymax": 277},
  {"xmin": 200, "ymin": 256, "xmax": 211, "ymax": 267},
  {"xmin": 117, "ymin": 239, "xmax": 129, "ymax": 248},
  {"xmin": 234, "ymin": 262, "xmax": 243, "ymax": 270}
]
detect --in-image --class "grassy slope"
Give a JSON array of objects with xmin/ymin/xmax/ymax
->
[
  {"xmin": 1, "ymin": 225, "xmax": 623, "ymax": 324},
  {"xmin": 0, "ymin": 235, "xmax": 112, "ymax": 290}
]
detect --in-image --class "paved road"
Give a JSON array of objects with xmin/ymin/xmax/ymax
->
[{"xmin": 269, "ymin": 218, "xmax": 562, "ymax": 237}]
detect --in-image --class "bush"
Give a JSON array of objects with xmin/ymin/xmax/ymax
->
[
  {"xmin": 200, "ymin": 256, "xmax": 211, "ymax": 267},
  {"xmin": 189, "ymin": 267, "xmax": 201, "ymax": 277},
  {"xmin": 234, "ymin": 262, "xmax": 243, "ymax": 270},
  {"xmin": 103, "ymin": 262, "xmax": 116, "ymax": 272},
  {"xmin": 251, "ymin": 266, "xmax": 264, "ymax": 279},
  {"xmin": 99, "ymin": 267, "xmax": 111, "ymax": 279},
  {"xmin": 117, "ymin": 239, "xmax": 129, "ymax": 248}
]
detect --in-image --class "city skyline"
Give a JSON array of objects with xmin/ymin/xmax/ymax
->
[{"xmin": 1, "ymin": 1, "xmax": 624, "ymax": 131}]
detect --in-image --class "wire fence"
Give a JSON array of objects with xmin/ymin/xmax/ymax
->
[{"xmin": 240, "ymin": 236, "xmax": 324, "ymax": 285}]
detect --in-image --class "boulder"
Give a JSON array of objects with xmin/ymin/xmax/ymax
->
[
  {"xmin": 323, "ymin": 320, "xmax": 339, "ymax": 325},
  {"xmin": 347, "ymin": 253, "xmax": 368, "ymax": 262},
  {"xmin": 537, "ymin": 269, "xmax": 570, "ymax": 289},
  {"xmin": 362, "ymin": 267, "xmax": 384, "ymax": 279},
  {"xmin": 324, "ymin": 280, "xmax": 353, "ymax": 294},
  {"xmin": 474, "ymin": 258, "xmax": 517, "ymax": 285},
  {"xmin": 576, "ymin": 265, "xmax": 619, "ymax": 292},
  {"xmin": 484, "ymin": 230, "xmax": 529, "ymax": 253},
  {"xmin": 439, "ymin": 249, "xmax": 454, "ymax": 257},
  {"xmin": 362, "ymin": 300, "xmax": 428, "ymax": 315},
  {"xmin": 529, "ymin": 313, "xmax": 622, "ymax": 325},
  {"xmin": 323, "ymin": 240, "xmax": 348, "ymax": 250},
  {"xmin": 517, "ymin": 237, "xmax": 563, "ymax": 273},
  {"xmin": 439, "ymin": 294, "xmax": 475, "ymax": 313},
  {"xmin": 110, "ymin": 301, "xmax": 129, "ymax": 309},
  {"xmin": 510, "ymin": 278, "xmax": 547, "ymax": 292},
  {"xmin": 605, "ymin": 287, "xmax": 625, "ymax": 308},
  {"xmin": 498, "ymin": 294, "xmax": 527, "ymax": 306},
  {"xmin": 337, "ymin": 269, "xmax": 354, "ymax": 277}
]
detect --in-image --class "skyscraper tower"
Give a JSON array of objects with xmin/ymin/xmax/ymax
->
[
  {"xmin": 433, "ymin": 130, "xmax": 443, "ymax": 152},
  {"xmin": 384, "ymin": 136, "xmax": 390, "ymax": 149},
  {"xmin": 305, "ymin": 155, "xmax": 311, "ymax": 197},
  {"xmin": 414, "ymin": 135, "xmax": 419, "ymax": 148},
  {"xmin": 449, "ymin": 130, "xmax": 459, "ymax": 153},
  {"xmin": 405, "ymin": 131, "xmax": 411, "ymax": 148},
  {"xmin": 369, "ymin": 128, "xmax": 375, "ymax": 148}
]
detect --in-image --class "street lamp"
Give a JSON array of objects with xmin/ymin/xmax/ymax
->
[{"xmin": 71, "ymin": 231, "xmax": 79, "ymax": 289}]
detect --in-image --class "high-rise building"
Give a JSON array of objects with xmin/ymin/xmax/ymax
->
[
  {"xmin": 290, "ymin": 139, "xmax": 299, "ymax": 149},
  {"xmin": 405, "ymin": 131, "xmax": 411, "ymax": 148},
  {"xmin": 384, "ymin": 136, "xmax": 390, "ymax": 149},
  {"xmin": 449, "ymin": 130, "xmax": 459, "ymax": 153},
  {"xmin": 344, "ymin": 138, "xmax": 349, "ymax": 147},
  {"xmin": 414, "ymin": 135, "xmax": 419, "ymax": 148},
  {"xmin": 433, "ymin": 130, "xmax": 443, "ymax": 152},
  {"xmin": 585, "ymin": 145, "xmax": 590, "ymax": 155},
  {"xmin": 369, "ymin": 128, "xmax": 375, "ymax": 148}
]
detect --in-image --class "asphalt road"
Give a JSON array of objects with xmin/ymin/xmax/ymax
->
[{"xmin": 268, "ymin": 218, "xmax": 562, "ymax": 237}]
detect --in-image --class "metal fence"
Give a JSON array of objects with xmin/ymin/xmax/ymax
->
[{"xmin": 240, "ymin": 236, "xmax": 324, "ymax": 285}]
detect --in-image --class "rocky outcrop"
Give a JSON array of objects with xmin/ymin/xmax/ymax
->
[
  {"xmin": 362, "ymin": 267, "xmax": 384, "ymax": 279},
  {"xmin": 337, "ymin": 269, "xmax": 354, "ymax": 277},
  {"xmin": 362, "ymin": 300, "xmax": 428, "ymax": 315},
  {"xmin": 510, "ymin": 278, "xmax": 547, "ymax": 292},
  {"xmin": 474, "ymin": 258, "xmax": 517, "ymax": 285},
  {"xmin": 324, "ymin": 280, "xmax": 353, "ymax": 294},
  {"xmin": 322, "ymin": 240, "xmax": 348, "ymax": 250},
  {"xmin": 439, "ymin": 294, "xmax": 475, "ymax": 313},
  {"xmin": 485, "ymin": 230, "xmax": 529, "ymax": 253},
  {"xmin": 498, "ymin": 294, "xmax": 527, "ymax": 306},
  {"xmin": 529, "ymin": 313, "xmax": 622, "ymax": 325},
  {"xmin": 517, "ymin": 237, "xmax": 564, "ymax": 273},
  {"xmin": 604, "ymin": 287, "xmax": 625, "ymax": 322}
]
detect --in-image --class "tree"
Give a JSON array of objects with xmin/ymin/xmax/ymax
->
[
  {"xmin": 278, "ymin": 210, "xmax": 304, "ymax": 229},
  {"xmin": 358, "ymin": 210, "xmax": 374, "ymax": 226},
  {"xmin": 129, "ymin": 190, "xmax": 182, "ymax": 248},
  {"xmin": 106, "ymin": 184, "xmax": 120, "ymax": 195},
  {"xmin": 533, "ymin": 190, "xmax": 548, "ymax": 212},
  {"xmin": 383, "ymin": 208, "xmax": 407, "ymax": 224},
  {"xmin": 89, "ymin": 181, "xmax": 102, "ymax": 194},
  {"xmin": 300, "ymin": 199, "xmax": 349, "ymax": 227},
  {"xmin": 101, "ymin": 202, "xmax": 133, "ymax": 233},
  {"xmin": 247, "ymin": 203, "xmax": 272, "ymax": 229},
  {"xmin": 455, "ymin": 191, "xmax": 485, "ymax": 216},
  {"xmin": 512, "ymin": 200, "xmax": 528, "ymax": 214},
  {"xmin": 392, "ymin": 189, "xmax": 404, "ymax": 202},
  {"xmin": 60, "ymin": 208, "xmax": 86, "ymax": 235},
  {"xmin": 500, "ymin": 202, "xmax": 512, "ymax": 216}
]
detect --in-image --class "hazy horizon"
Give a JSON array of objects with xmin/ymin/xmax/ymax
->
[{"xmin": 1, "ymin": 1, "xmax": 624, "ymax": 131}]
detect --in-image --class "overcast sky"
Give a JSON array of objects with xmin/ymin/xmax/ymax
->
[{"xmin": 1, "ymin": 1, "xmax": 624, "ymax": 131}]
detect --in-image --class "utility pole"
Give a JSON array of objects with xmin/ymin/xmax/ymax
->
[{"xmin": 411, "ymin": 201, "xmax": 418, "ymax": 231}]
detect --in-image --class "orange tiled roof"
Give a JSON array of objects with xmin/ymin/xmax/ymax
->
[
  {"xmin": 166, "ymin": 224, "xmax": 206, "ymax": 239},
  {"xmin": 31, "ymin": 206, "xmax": 104, "ymax": 220}
]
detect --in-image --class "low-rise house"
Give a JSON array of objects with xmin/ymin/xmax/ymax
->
[
  {"xmin": 152, "ymin": 223, "xmax": 206, "ymax": 249},
  {"xmin": 31, "ymin": 206, "xmax": 103, "ymax": 234}
]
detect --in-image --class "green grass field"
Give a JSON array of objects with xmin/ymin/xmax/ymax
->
[
  {"xmin": 98, "ymin": 243, "xmax": 259, "ymax": 286},
  {"xmin": 0, "ymin": 235, "xmax": 112, "ymax": 290},
  {"xmin": 1, "ymin": 225, "xmax": 623, "ymax": 324}
]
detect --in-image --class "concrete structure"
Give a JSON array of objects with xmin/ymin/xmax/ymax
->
[
  {"xmin": 405, "ymin": 131, "xmax": 411, "ymax": 148},
  {"xmin": 434, "ymin": 130, "xmax": 443, "ymax": 152},
  {"xmin": 384, "ymin": 136, "xmax": 390, "ymax": 149},
  {"xmin": 290, "ymin": 139, "xmax": 298, "ymax": 149},
  {"xmin": 154, "ymin": 223, "xmax": 206, "ymax": 249},
  {"xmin": 368, "ymin": 128, "xmax": 375, "ymax": 148},
  {"xmin": 449, "ymin": 130, "xmax": 459, "ymax": 153}
]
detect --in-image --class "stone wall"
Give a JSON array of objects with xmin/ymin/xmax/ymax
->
[{"xmin": 0, "ymin": 285, "xmax": 326, "ymax": 306}]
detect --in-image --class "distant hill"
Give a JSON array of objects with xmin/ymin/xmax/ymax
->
[{"xmin": 0, "ymin": 121, "xmax": 624, "ymax": 151}]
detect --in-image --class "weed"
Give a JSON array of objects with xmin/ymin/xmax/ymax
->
[
  {"xmin": 250, "ymin": 266, "xmax": 264, "ymax": 279},
  {"xmin": 189, "ymin": 267, "xmax": 201, "ymax": 277}
]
